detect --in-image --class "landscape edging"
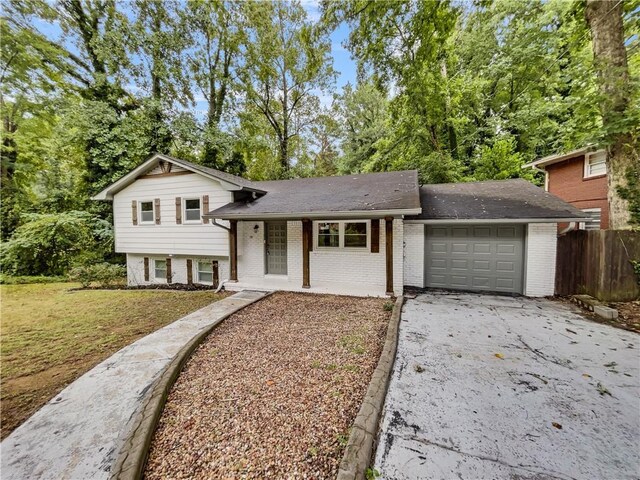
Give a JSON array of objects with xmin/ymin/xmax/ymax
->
[
  {"xmin": 109, "ymin": 291, "xmax": 273, "ymax": 480},
  {"xmin": 336, "ymin": 294, "xmax": 405, "ymax": 480}
]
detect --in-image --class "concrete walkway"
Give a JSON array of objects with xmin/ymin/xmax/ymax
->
[
  {"xmin": 1, "ymin": 290, "xmax": 268, "ymax": 480},
  {"xmin": 375, "ymin": 292, "xmax": 640, "ymax": 480}
]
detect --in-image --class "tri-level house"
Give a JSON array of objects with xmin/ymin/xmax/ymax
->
[
  {"xmin": 94, "ymin": 154, "xmax": 588, "ymax": 297},
  {"xmin": 524, "ymin": 146, "xmax": 609, "ymax": 230}
]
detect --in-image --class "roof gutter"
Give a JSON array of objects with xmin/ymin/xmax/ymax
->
[
  {"xmin": 203, "ymin": 208, "xmax": 423, "ymax": 221},
  {"xmin": 404, "ymin": 217, "xmax": 588, "ymax": 224}
]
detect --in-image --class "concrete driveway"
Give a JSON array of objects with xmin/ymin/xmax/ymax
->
[{"xmin": 374, "ymin": 292, "xmax": 640, "ymax": 480}]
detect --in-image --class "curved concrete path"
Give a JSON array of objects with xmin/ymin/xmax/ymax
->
[{"xmin": 1, "ymin": 290, "xmax": 269, "ymax": 480}]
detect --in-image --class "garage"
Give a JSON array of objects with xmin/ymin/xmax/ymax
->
[{"xmin": 424, "ymin": 224, "xmax": 525, "ymax": 294}]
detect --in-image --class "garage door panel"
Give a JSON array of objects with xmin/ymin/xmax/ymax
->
[{"xmin": 425, "ymin": 225, "xmax": 524, "ymax": 294}]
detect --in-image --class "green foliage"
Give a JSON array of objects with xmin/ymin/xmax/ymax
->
[
  {"xmin": 383, "ymin": 301, "xmax": 394, "ymax": 312},
  {"xmin": 617, "ymin": 165, "xmax": 640, "ymax": 226},
  {"xmin": 0, "ymin": 274, "xmax": 67, "ymax": 285},
  {"xmin": 472, "ymin": 136, "xmax": 536, "ymax": 182},
  {"xmin": 630, "ymin": 260, "xmax": 640, "ymax": 285},
  {"xmin": 365, "ymin": 468, "xmax": 381, "ymax": 480},
  {"xmin": 0, "ymin": 211, "xmax": 114, "ymax": 276},
  {"xmin": 68, "ymin": 263, "xmax": 126, "ymax": 288}
]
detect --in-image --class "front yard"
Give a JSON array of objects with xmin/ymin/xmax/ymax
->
[
  {"xmin": 0, "ymin": 283, "xmax": 228, "ymax": 439},
  {"xmin": 144, "ymin": 292, "xmax": 391, "ymax": 479}
]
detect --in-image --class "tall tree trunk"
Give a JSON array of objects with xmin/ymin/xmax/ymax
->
[{"xmin": 585, "ymin": 0, "xmax": 635, "ymax": 229}]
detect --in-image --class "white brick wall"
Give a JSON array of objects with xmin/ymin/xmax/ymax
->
[
  {"xmin": 126, "ymin": 253, "xmax": 229, "ymax": 286},
  {"xmin": 524, "ymin": 223, "xmax": 557, "ymax": 297},
  {"xmin": 403, "ymin": 223, "xmax": 425, "ymax": 287}
]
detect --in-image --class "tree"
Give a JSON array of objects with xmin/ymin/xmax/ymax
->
[
  {"xmin": 585, "ymin": 0, "xmax": 638, "ymax": 229},
  {"xmin": 242, "ymin": 0, "xmax": 334, "ymax": 174},
  {"xmin": 182, "ymin": 0, "xmax": 243, "ymax": 169}
]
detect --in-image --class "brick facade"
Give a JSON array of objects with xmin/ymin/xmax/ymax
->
[{"xmin": 546, "ymin": 155, "xmax": 609, "ymax": 229}]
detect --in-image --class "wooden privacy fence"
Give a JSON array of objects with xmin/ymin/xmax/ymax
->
[{"xmin": 555, "ymin": 230, "xmax": 640, "ymax": 302}]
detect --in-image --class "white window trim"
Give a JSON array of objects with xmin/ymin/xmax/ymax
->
[
  {"xmin": 183, "ymin": 197, "xmax": 202, "ymax": 224},
  {"xmin": 153, "ymin": 258, "xmax": 167, "ymax": 281},
  {"xmin": 584, "ymin": 150, "xmax": 607, "ymax": 179},
  {"xmin": 314, "ymin": 220, "xmax": 370, "ymax": 251},
  {"xmin": 195, "ymin": 259, "xmax": 213, "ymax": 285},
  {"xmin": 139, "ymin": 199, "xmax": 156, "ymax": 225},
  {"xmin": 578, "ymin": 208, "xmax": 602, "ymax": 230}
]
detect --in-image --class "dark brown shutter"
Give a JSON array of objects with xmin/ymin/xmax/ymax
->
[
  {"xmin": 132, "ymin": 201, "xmax": 138, "ymax": 225},
  {"xmin": 371, "ymin": 219, "xmax": 380, "ymax": 253},
  {"xmin": 144, "ymin": 257, "xmax": 149, "ymax": 281},
  {"xmin": 154, "ymin": 198, "xmax": 161, "ymax": 224},
  {"xmin": 186, "ymin": 259, "xmax": 193, "ymax": 284},
  {"xmin": 166, "ymin": 257, "xmax": 172, "ymax": 283},
  {"xmin": 212, "ymin": 260, "xmax": 219, "ymax": 288},
  {"xmin": 202, "ymin": 195, "xmax": 209, "ymax": 224},
  {"xmin": 175, "ymin": 197, "xmax": 182, "ymax": 224}
]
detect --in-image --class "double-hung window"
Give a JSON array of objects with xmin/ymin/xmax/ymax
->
[
  {"xmin": 584, "ymin": 151, "xmax": 607, "ymax": 178},
  {"xmin": 140, "ymin": 201, "xmax": 154, "ymax": 224},
  {"xmin": 184, "ymin": 198, "xmax": 201, "ymax": 223},
  {"xmin": 154, "ymin": 259, "xmax": 167, "ymax": 280},
  {"xmin": 197, "ymin": 261, "xmax": 213, "ymax": 284},
  {"xmin": 316, "ymin": 221, "xmax": 368, "ymax": 249}
]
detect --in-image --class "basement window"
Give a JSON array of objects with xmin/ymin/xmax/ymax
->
[
  {"xmin": 197, "ymin": 261, "xmax": 213, "ymax": 284},
  {"xmin": 154, "ymin": 259, "xmax": 167, "ymax": 280}
]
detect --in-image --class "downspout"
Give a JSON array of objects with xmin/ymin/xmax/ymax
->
[
  {"xmin": 209, "ymin": 218, "xmax": 231, "ymax": 291},
  {"xmin": 559, "ymin": 222, "xmax": 577, "ymax": 235}
]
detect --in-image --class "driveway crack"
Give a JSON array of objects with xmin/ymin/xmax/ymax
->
[
  {"xmin": 403, "ymin": 434, "xmax": 578, "ymax": 480},
  {"xmin": 517, "ymin": 335, "xmax": 574, "ymax": 370}
]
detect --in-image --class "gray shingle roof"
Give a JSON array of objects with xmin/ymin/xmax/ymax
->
[
  {"xmin": 409, "ymin": 179, "xmax": 590, "ymax": 220},
  {"xmin": 207, "ymin": 170, "xmax": 421, "ymax": 218}
]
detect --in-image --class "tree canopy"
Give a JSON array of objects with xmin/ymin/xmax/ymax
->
[{"xmin": 1, "ymin": 0, "xmax": 638, "ymax": 265}]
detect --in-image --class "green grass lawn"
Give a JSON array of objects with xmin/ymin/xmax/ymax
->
[{"xmin": 0, "ymin": 283, "xmax": 228, "ymax": 439}]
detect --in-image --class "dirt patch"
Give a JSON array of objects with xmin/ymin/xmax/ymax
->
[
  {"xmin": 144, "ymin": 292, "xmax": 391, "ymax": 479},
  {"xmin": 555, "ymin": 297, "xmax": 640, "ymax": 334}
]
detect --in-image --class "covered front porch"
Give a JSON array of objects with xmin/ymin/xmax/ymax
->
[{"xmin": 223, "ymin": 218, "xmax": 404, "ymax": 297}]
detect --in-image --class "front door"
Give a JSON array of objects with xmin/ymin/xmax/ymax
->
[{"xmin": 266, "ymin": 222, "xmax": 287, "ymax": 275}]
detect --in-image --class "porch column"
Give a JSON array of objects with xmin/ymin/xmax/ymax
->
[
  {"xmin": 229, "ymin": 220, "xmax": 238, "ymax": 282},
  {"xmin": 385, "ymin": 217, "xmax": 393, "ymax": 295},
  {"xmin": 302, "ymin": 219, "xmax": 311, "ymax": 288}
]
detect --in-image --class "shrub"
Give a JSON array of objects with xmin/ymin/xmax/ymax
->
[
  {"xmin": 0, "ymin": 211, "xmax": 114, "ymax": 276},
  {"xmin": 68, "ymin": 263, "xmax": 126, "ymax": 288},
  {"xmin": 0, "ymin": 274, "xmax": 68, "ymax": 285}
]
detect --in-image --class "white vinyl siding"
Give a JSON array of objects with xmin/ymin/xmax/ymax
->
[
  {"xmin": 584, "ymin": 150, "xmax": 607, "ymax": 178},
  {"xmin": 113, "ymin": 173, "xmax": 232, "ymax": 255}
]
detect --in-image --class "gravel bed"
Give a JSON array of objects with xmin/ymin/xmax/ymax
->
[{"xmin": 144, "ymin": 292, "xmax": 392, "ymax": 479}]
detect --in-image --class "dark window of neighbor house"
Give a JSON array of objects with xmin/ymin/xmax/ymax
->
[
  {"xmin": 344, "ymin": 222, "xmax": 367, "ymax": 248},
  {"xmin": 197, "ymin": 261, "xmax": 213, "ymax": 284},
  {"xmin": 140, "ymin": 201, "xmax": 154, "ymax": 223},
  {"xmin": 184, "ymin": 198, "xmax": 201, "ymax": 222},
  {"xmin": 154, "ymin": 259, "xmax": 167, "ymax": 279},
  {"xmin": 318, "ymin": 222, "xmax": 339, "ymax": 247}
]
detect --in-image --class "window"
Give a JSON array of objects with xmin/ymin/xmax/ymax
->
[
  {"xmin": 585, "ymin": 151, "xmax": 607, "ymax": 178},
  {"xmin": 316, "ymin": 221, "xmax": 369, "ymax": 249},
  {"xmin": 197, "ymin": 261, "xmax": 213, "ymax": 284},
  {"xmin": 344, "ymin": 222, "xmax": 367, "ymax": 248},
  {"xmin": 579, "ymin": 208, "xmax": 601, "ymax": 230},
  {"xmin": 140, "ymin": 201, "xmax": 154, "ymax": 224},
  {"xmin": 184, "ymin": 198, "xmax": 201, "ymax": 223},
  {"xmin": 318, "ymin": 222, "xmax": 339, "ymax": 247},
  {"xmin": 154, "ymin": 259, "xmax": 167, "ymax": 280}
]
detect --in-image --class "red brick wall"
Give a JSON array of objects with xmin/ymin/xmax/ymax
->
[{"xmin": 546, "ymin": 155, "xmax": 609, "ymax": 229}]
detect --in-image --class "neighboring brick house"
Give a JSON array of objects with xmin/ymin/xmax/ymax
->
[{"xmin": 524, "ymin": 146, "xmax": 608, "ymax": 230}]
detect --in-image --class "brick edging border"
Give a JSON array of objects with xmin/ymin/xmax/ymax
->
[
  {"xmin": 336, "ymin": 295, "xmax": 405, "ymax": 480},
  {"xmin": 109, "ymin": 292, "xmax": 273, "ymax": 480}
]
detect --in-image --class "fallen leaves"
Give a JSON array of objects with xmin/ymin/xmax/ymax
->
[
  {"xmin": 144, "ymin": 292, "xmax": 391, "ymax": 480},
  {"xmin": 494, "ymin": 353, "xmax": 505, "ymax": 359},
  {"xmin": 552, "ymin": 422, "xmax": 563, "ymax": 430}
]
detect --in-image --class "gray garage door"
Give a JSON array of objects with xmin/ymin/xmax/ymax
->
[{"xmin": 425, "ymin": 225, "xmax": 525, "ymax": 294}]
